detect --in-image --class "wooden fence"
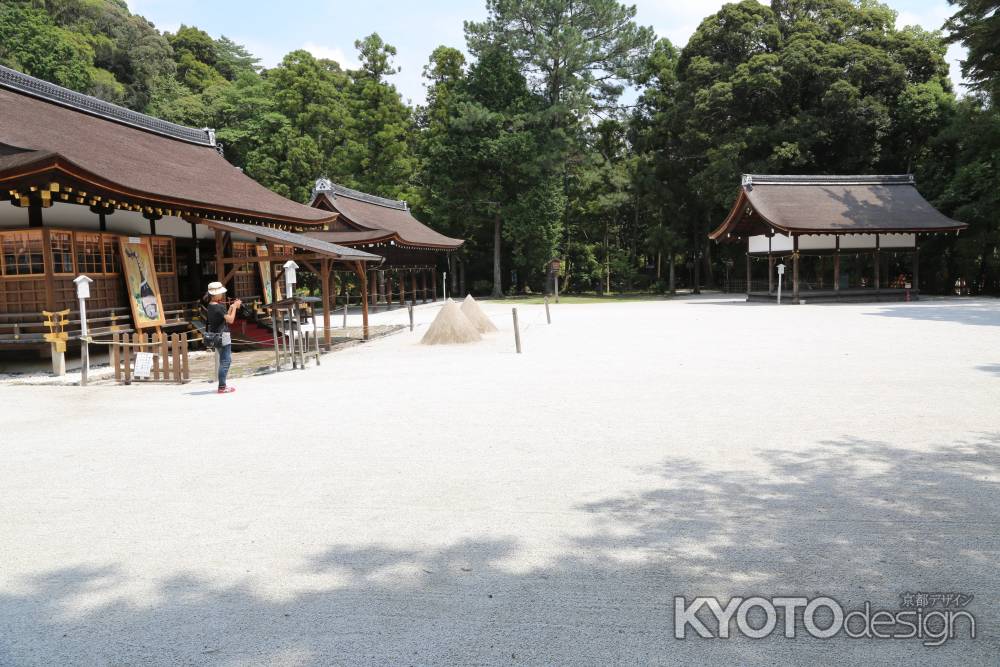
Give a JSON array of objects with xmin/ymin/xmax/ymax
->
[{"xmin": 112, "ymin": 331, "xmax": 190, "ymax": 384}]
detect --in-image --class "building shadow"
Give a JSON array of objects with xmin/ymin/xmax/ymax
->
[
  {"xmin": 2, "ymin": 435, "xmax": 998, "ymax": 664},
  {"xmin": 862, "ymin": 298, "xmax": 1000, "ymax": 327}
]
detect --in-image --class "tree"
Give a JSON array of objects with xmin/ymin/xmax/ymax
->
[
  {"xmin": 945, "ymin": 0, "xmax": 1000, "ymax": 99},
  {"xmin": 650, "ymin": 0, "xmax": 955, "ymax": 288},
  {"xmin": 0, "ymin": 3, "xmax": 94, "ymax": 92},
  {"xmin": 465, "ymin": 0, "xmax": 654, "ymax": 115},
  {"xmin": 347, "ymin": 34, "xmax": 418, "ymax": 201},
  {"xmin": 419, "ymin": 47, "xmax": 563, "ymax": 296}
]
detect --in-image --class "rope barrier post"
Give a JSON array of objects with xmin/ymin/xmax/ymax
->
[
  {"xmin": 112, "ymin": 332, "xmax": 121, "ymax": 383},
  {"xmin": 544, "ymin": 296, "xmax": 551, "ymax": 324},
  {"xmin": 271, "ymin": 306, "xmax": 281, "ymax": 372},
  {"xmin": 408, "ymin": 302, "xmax": 414, "ymax": 331},
  {"xmin": 512, "ymin": 307, "xmax": 522, "ymax": 354}
]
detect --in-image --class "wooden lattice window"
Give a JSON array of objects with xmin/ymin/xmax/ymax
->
[
  {"xmin": 103, "ymin": 236, "xmax": 120, "ymax": 274},
  {"xmin": 1, "ymin": 230, "xmax": 44, "ymax": 276},
  {"xmin": 151, "ymin": 237, "xmax": 176, "ymax": 274},
  {"xmin": 75, "ymin": 233, "xmax": 105, "ymax": 274},
  {"xmin": 50, "ymin": 231, "xmax": 74, "ymax": 274}
]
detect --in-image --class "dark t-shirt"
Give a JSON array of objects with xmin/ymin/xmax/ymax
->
[{"xmin": 206, "ymin": 302, "xmax": 229, "ymax": 333}]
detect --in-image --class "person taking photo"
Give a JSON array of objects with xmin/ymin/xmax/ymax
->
[{"xmin": 204, "ymin": 281, "xmax": 241, "ymax": 394}]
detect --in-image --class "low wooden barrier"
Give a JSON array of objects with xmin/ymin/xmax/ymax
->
[{"xmin": 112, "ymin": 331, "xmax": 190, "ymax": 384}]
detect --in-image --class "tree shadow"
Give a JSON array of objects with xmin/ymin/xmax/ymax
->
[
  {"xmin": 2, "ymin": 435, "xmax": 998, "ymax": 664},
  {"xmin": 863, "ymin": 298, "xmax": 1000, "ymax": 327},
  {"xmin": 977, "ymin": 363, "xmax": 1000, "ymax": 376}
]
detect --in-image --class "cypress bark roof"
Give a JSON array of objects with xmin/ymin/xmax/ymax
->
[
  {"xmin": 710, "ymin": 174, "xmax": 968, "ymax": 240},
  {"xmin": 308, "ymin": 180, "xmax": 464, "ymax": 250},
  {"xmin": 0, "ymin": 65, "xmax": 333, "ymax": 226}
]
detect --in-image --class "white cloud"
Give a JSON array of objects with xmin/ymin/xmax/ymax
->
[{"xmin": 302, "ymin": 42, "xmax": 360, "ymax": 70}]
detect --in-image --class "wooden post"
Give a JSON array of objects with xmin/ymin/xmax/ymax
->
[
  {"xmin": 399, "ymin": 270, "xmax": 406, "ymax": 306},
  {"xmin": 355, "ymin": 262, "xmax": 369, "ymax": 340},
  {"xmin": 544, "ymin": 296, "xmax": 551, "ymax": 324},
  {"xmin": 408, "ymin": 302, "xmax": 414, "ymax": 331},
  {"xmin": 421, "ymin": 271, "xmax": 428, "ymax": 303},
  {"xmin": 343, "ymin": 288, "xmax": 348, "ymax": 328},
  {"xmin": 912, "ymin": 244, "xmax": 920, "ymax": 292},
  {"xmin": 745, "ymin": 250, "xmax": 751, "ymax": 297},
  {"xmin": 123, "ymin": 333, "xmax": 132, "ymax": 384},
  {"xmin": 834, "ymin": 250, "xmax": 840, "ymax": 292},
  {"xmin": 411, "ymin": 272, "xmax": 417, "ymax": 304},
  {"xmin": 321, "ymin": 259, "xmax": 332, "ymax": 350},
  {"xmin": 873, "ymin": 235, "xmax": 880, "ymax": 293},
  {"xmin": 432, "ymin": 268, "xmax": 438, "ymax": 301},
  {"xmin": 792, "ymin": 252, "xmax": 800, "ymax": 303},
  {"xmin": 113, "ymin": 332, "xmax": 121, "ymax": 382},
  {"xmin": 768, "ymin": 255, "xmax": 775, "ymax": 294},
  {"xmin": 512, "ymin": 307, "xmax": 522, "ymax": 354},
  {"xmin": 214, "ymin": 230, "xmax": 225, "ymax": 284},
  {"xmin": 170, "ymin": 333, "xmax": 181, "ymax": 382},
  {"xmin": 181, "ymin": 333, "xmax": 190, "ymax": 382}
]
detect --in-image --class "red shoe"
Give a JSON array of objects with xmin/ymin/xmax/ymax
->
[{"xmin": 218, "ymin": 386, "xmax": 236, "ymax": 394}]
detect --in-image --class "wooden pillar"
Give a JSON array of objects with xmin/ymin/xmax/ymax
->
[
  {"xmin": 912, "ymin": 244, "xmax": 920, "ymax": 292},
  {"xmin": 432, "ymin": 268, "xmax": 438, "ymax": 301},
  {"xmin": 28, "ymin": 201, "xmax": 42, "ymax": 228},
  {"xmin": 321, "ymin": 259, "xmax": 332, "ymax": 350},
  {"xmin": 214, "ymin": 230, "xmax": 225, "ymax": 284},
  {"xmin": 40, "ymin": 227, "xmax": 55, "ymax": 310},
  {"xmin": 410, "ymin": 271, "xmax": 417, "ymax": 304},
  {"xmin": 99, "ymin": 211, "xmax": 107, "ymax": 232},
  {"xmin": 377, "ymin": 270, "xmax": 386, "ymax": 305},
  {"xmin": 421, "ymin": 270, "xmax": 428, "ymax": 303},
  {"xmin": 833, "ymin": 254, "xmax": 840, "ymax": 292},
  {"xmin": 768, "ymin": 255, "xmax": 775, "ymax": 294},
  {"xmin": 873, "ymin": 235, "xmax": 880, "ymax": 293},
  {"xmin": 745, "ymin": 250, "xmax": 752, "ymax": 297},
  {"xmin": 354, "ymin": 262, "xmax": 369, "ymax": 340},
  {"xmin": 398, "ymin": 271, "xmax": 405, "ymax": 306},
  {"xmin": 792, "ymin": 252, "xmax": 800, "ymax": 303}
]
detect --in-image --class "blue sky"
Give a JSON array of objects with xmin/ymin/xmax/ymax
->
[{"xmin": 126, "ymin": 0, "xmax": 968, "ymax": 105}]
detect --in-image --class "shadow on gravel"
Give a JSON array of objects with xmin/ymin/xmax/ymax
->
[
  {"xmin": 865, "ymin": 300, "xmax": 1000, "ymax": 327},
  {"xmin": 2, "ymin": 435, "xmax": 998, "ymax": 664},
  {"xmin": 977, "ymin": 363, "xmax": 1000, "ymax": 376}
]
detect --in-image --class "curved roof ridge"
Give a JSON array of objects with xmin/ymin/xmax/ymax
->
[
  {"xmin": 0, "ymin": 65, "xmax": 215, "ymax": 147},
  {"xmin": 744, "ymin": 174, "xmax": 914, "ymax": 186},
  {"xmin": 313, "ymin": 178, "xmax": 408, "ymax": 210}
]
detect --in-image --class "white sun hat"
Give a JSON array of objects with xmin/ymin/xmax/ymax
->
[{"xmin": 207, "ymin": 281, "xmax": 227, "ymax": 296}]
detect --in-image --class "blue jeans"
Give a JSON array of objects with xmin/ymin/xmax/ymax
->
[{"xmin": 218, "ymin": 344, "xmax": 232, "ymax": 388}]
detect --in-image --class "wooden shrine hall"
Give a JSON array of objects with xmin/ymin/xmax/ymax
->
[
  {"xmin": 0, "ymin": 64, "xmax": 379, "ymax": 354},
  {"xmin": 710, "ymin": 174, "xmax": 968, "ymax": 303},
  {"xmin": 307, "ymin": 179, "xmax": 464, "ymax": 309}
]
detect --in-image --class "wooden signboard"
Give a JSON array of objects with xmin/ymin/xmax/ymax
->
[
  {"xmin": 119, "ymin": 237, "xmax": 165, "ymax": 329},
  {"xmin": 257, "ymin": 244, "xmax": 273, "ymax": 304}
]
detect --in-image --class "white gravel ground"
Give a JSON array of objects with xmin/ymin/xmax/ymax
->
[{"xmin": 1, "ymin": 295, "xmax": 998, "ymax": 665}]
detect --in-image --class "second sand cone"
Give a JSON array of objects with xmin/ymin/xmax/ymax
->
[
  {"xmin": 460, "ymin": 294, "xmax": 498, "ymax": 333},
  {"xmin": 420, "ymin": 299, "xmax": 482, "ymax": 345}
]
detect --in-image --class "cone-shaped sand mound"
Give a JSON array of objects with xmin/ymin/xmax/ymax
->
[
  {"xmin": 421, "ymin": 299, "xmax": 482, "ymax": 345},
  {"xmin": 460, "ymin": 294, "xmax": 499, "ymax": 333}
]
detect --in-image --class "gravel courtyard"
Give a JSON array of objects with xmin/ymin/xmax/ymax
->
[{"xmin": 1, "ymin": 295, "xmax": 998, "ymax": 665}]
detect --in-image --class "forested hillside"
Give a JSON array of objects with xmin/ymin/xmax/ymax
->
[{"xmin": 2, "ymin": 0, "xmax": 997, "ymax": 294}]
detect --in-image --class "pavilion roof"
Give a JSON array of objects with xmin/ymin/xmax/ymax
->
[
  {"xmin": 0, "ymin": 65, "xmax": 334, "ymax": 227},
  {"xmin": 309, "ymin": 180, "xmax": 464, "ymax": 251},
  {"xmin": 710, "ymin": 174, "xmax": 968, "ymax": 240}
]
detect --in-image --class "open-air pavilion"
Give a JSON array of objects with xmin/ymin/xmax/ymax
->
[
  {"xmin": 710, "ymin": 174, "xmax": 969, "ymax": 303},
  {"xmin": 307, "ymin": 179, "xmax": 464, "ymax": 309},
  {"xmin": 0, "ymin": 65, "xmax": 380, "ymax": 357}
]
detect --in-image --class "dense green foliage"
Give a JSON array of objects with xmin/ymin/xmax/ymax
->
[{"xmin": 3, "ymin": 0, "xmax": 998, "ymax": 294}]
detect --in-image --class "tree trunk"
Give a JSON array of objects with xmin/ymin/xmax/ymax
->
[
  {"xmin": 491, "ymin": 214, "xmax": 503, "ymax": 298},
  {"xmin": 656, "ymin": 251, "xmax": 662, "ymax": 281},
  {"xmin": 669, "ymin": 254, "xmax": 676, "ymax": 294}
]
